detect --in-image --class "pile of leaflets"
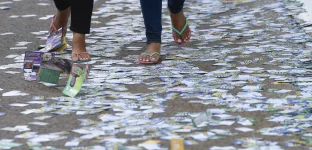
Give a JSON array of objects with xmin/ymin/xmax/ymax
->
[
  {"xmin": 23, "ymin": 26, "xmax": 90, "ymax": 97},
  {"xmin": 45, "ymin": 27, "xmax": 67, "ymax": 52},
  {"xmin": 23, "ymin": 26, "xmax": 68, "ymax": 82},
  {"xmin": 23, "ymin": 51, "xmax": 71, "ymax": 84}
]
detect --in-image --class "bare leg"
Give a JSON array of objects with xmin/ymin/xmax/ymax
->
[
  {"xmin": 50, "ymin": 2, "xmax": 70, "ymax": 34},
  {"xmin": 168, "ymin": 0, "xmax": 191, "ymax": 44},
  {"xmin": 69, "ymin": 0, "xmax": 94, "ymax": 61},
  {"xmin": 71, "ymin": 33, "xmax": 90, "ymax": 61}
]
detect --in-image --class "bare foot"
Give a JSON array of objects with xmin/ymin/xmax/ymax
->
[
  {"xmin": 50, "ymin": 8, "xmax": 70, "ymax": 34},
  {"xmin": 169, "ymin": 10, "xmax": 191, "ymax": 44},
  {"xmin": 138, "ymin": 43, "xmax": 161, "ymax": 64},
  {"xmin": 71, "ymin": 33, "xmax": 91, "ymax": 61}
]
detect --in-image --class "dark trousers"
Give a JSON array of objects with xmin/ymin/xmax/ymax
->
[
  {"xmin": 140, "ymin": 0, "xmax": 185, "ymax": 44},
  {"xmin": 53, "ymin": 0, "xmax": 94, "ymax": 34}
]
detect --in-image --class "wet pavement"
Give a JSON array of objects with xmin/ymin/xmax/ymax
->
[{"xmin": 1, "ymin": 0, "xmax": 312, "ymax": 149}]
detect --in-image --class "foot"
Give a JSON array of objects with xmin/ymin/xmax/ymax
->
[
  {"xmin": 169, "ymin": 10, "xmax": 191, "ymax": 44},
  {"xmin": 138, "ymin": 43, "xmax": 161, "ymax": 64},
  {"xmin": 50, "ymin": 8, "xmax": 70, "ymax": 34},
  {"xmin": 71, "ymin": 33, "xmax": 91, "ymax": 61}
]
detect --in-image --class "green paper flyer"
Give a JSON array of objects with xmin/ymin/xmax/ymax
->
[{"xmin": 63, "ymin": 64, "xmax": 90, "ymax": 97}]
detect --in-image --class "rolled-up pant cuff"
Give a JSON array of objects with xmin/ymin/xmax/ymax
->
[
  {"xmin": 167, "ymin": 0, "xmax": 185, "ymax": 14},
  {"xmin": 147, "ymin": 39, "xmax": 161, "ymax": 44},
  {"xmin": 168, "ymin": 7, "xmax": 183, "ymax": 14},
  {"xmin": 54, "ymin": 0, "xmax": 70, "ymax": 11},
  {"xmin": 70, "ymin": 24, "xmax": 91, "ymax": 34}
]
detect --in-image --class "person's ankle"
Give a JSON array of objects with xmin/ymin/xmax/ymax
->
[
  {"xmin": 146, "ymin": 43, "xmax": 161, "ymax": 52},
  {"xmin": 149, "ymin": 43, "xmax": 160, "ymax": 47},
  {"xmin": 72, "ymin": 33, "xmax": 86, "ymax": 51},
  {"xmin": 170, "ymin": 10, "xmax": 183, "ymax": 16},
  {"xmin": 150, "ymin": 42, "xmax": 160, "ymax": 45},
  {"xmin": 55, "ymin": 9, "xmax": 70, "ymax": 26},
  {"xmin": 57, "ymin": 8, "xmax": 70, "ymax": 16},
  {"xmin": 73, "ymin": 33, "xmax": 85, "ymax": 39}
]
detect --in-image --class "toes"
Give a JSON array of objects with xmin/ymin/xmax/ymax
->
[
  {"xmin": 72, "ymin": 53, "xmax": 91, "ymax": 61},
  {"xmin": 141, "ymin": 55, "xmax": 146, "ymax": 62},
  {"xmin": 181, "ymin": 33, "xmax": 188, "ymax": 42},
  {"xmin": 83, "ymin": 54, "xmax": 91, "ymax": 60},
  {"xmin": 184, "ymin": 27, "xmax": 191, "ymax": 41},
  {"xmin": 80, "ymin": 54, "xmax": 87, "ymax": 60},
  {"xmin": 144, "ymin": 55, "xmax": 150, "ymax": 62},
  {"xmin": 176, "ymin": 36, "xmax": 183, "ymax": 44},
  {"xmin": 151, "ymin": 55, "xmax": 159, "ymax": 62},
  {"xmin": 139, "ymin": 55, "xmax": 148, "ymax": 62},
  {"xmin": 183, "ymin": 28, "xmax": 189, "ymax": 38},
  {"xmin": 177, "ymin": 38, "xmax": 182, "ymax": 44},
  {"xmin": 85, "ymin": 54, "xmax": 91, "ymax": 59},
  {"xmin": 183, "ymin": 28, "xmax": 191, "ymax": 42},
  {"xmin": 172, "ymin": 32, "xmax": 181, "ymax": 44},
  {"xmin": 139, "ymin": 54, "xmax": 159, "ymax": 63},
  {"xmin": 186, "ymin": 27, "xmax": 191, "ymax": 37},
  {"xmin": 72, "ymin": 54, "xmax": 79, "ymax": 61},
  {"xmin": 173, "ymin": 28, "xmax": 191, "ymax": 44},
  {"xmin": 139, "ymin": 43, "xmax": 161, "ymax": 64},
  {"xmin": 138, "ymin": 55, "xmax": 143, "ymax": 61},
  {"xmin": 80, "ymin": 57, "xmax": 87, "ymax": 60},
  {"xmin": 173, "ymin": 33, "xmax": 178, "ymax": 41}
]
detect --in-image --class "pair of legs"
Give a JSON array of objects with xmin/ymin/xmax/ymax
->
[
  {"xmin": 51, "ymin": 0, "xmax": 93, "ymax": 61},
  {"xmin": 138, "ymin": 0, "xmax": 191, "ymax": 64}
]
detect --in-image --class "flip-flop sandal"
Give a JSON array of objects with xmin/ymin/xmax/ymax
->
[
  {"xmin": 72, "ymin": 52, "xmax": 91, "ymax": 63},
  {"xmin": 172, "ymin": 17, "xmax": 191, "ymax": 45},
  {"xmin": 138, "ymin": 52, "xmax": 161, "ymax": 64},
  {"xmin": 48, "ymin": 15, "xmax": 67, "ymax": 52}
]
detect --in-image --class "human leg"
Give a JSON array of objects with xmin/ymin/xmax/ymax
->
[
  {"xmin": 168, "ymin": 0, "xmax": 191, "ymax": 44},
  {"xmin": 138, "ymin": 0, "xmax": 162, "ymax": 64},
  {"xmin": 51, "ymin": 0, "xmax": 71, "ymax": 34},
  {"xmin": 70, "ymin": 0, "xmax": 94, "ymax": 61}
]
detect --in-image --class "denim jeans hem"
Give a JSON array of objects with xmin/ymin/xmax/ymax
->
[
  {"xmin": 168, "ymin": 5, "xmax": 183, "ymax": 14},
  {"xmin": 147, "ymin": 39, "xmax": 161, "ymax": 44}
]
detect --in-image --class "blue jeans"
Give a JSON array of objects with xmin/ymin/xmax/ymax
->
[{"xmin": 140, "ymin": 0, "xmax": 185, "ymax": 44}]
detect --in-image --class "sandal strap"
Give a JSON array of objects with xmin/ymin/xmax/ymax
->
[
  {"xmin": 140, "ymin": 52, "xmax": 161, "ymax": 61},
  {"xmin": 172, "ymin": 17, "xmax": 188, "ymax": 35},
  {"xmin": 148, "ymin": 52, "xmax": 160, "ymax": 60},
  {"xmin": 72, "ymin": 52, "xmax": 91, "ymax": 61}
]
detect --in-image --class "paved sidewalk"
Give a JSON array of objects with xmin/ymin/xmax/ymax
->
[{"xmin": 1, "ymin": 0, "xmax": 312, "ymax": 149}]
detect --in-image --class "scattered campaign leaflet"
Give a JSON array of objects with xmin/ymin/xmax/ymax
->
[{"xmin": 1, "ymin": 0, "xmax": 312, "ymax": 149}]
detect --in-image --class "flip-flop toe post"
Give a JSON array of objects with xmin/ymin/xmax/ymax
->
[
  {"xmin": 138, "ymin": 52, "xmax": 161, "ymax": 65},
  {"xmin": 172, "ymin": 17, "xmax": 191, "ymax": 45}
]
